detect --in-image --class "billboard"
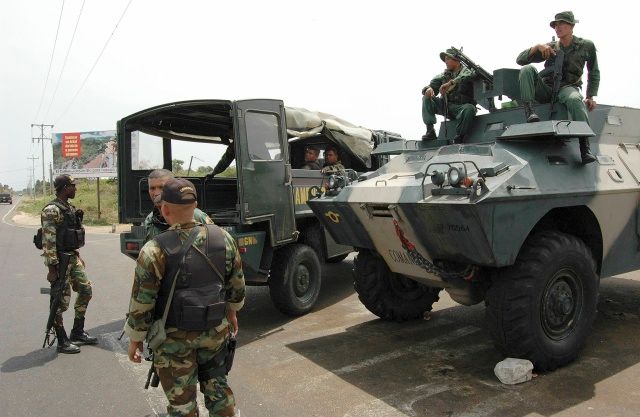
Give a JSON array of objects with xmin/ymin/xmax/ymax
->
[{"xmin": 52, "ymin": 130, "xmax": 117, "ymax": 178}]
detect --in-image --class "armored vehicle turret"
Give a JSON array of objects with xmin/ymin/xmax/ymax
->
[{"xmin": 308, "ymin": 63, "xmax": 640, "ymax": 371}]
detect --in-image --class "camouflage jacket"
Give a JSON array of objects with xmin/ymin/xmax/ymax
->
[
  {"xmin": 142, "ymin": 207, "xmax": 212, "ymax": 244},
  {"xmin": 41, "ymin": 199, "xmax": 78, "ymax": 266},
  {"xmin": 321, "ymin": 161, "xmax": 345, "ymax": 174},
  {"xmin": 423, "ymin": 66, "xmax": 477, "ymax": 105},
  {"xmin": 124, "ymin": 222, "xmax": 245, "ymax": 342},
  {"xmin": 516, "ymin": 35, "xmax": 600, "ymax": 98}
]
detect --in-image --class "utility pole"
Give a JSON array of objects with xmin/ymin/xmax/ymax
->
[
  {"xmin": 31, "ymin": 123, "xmax": 54, "ymax": 197},
  {"xmin": 27, "ymin": 155, "xmax": 39, "ymax": 199}
]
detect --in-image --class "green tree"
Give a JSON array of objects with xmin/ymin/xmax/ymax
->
[{"xmin": 172, "ymin": 159, "xmax": 184, "ymax": 173}]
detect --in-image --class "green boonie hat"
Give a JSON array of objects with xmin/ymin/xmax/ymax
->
[
  {"xmin": 439, "ymin": 48, "xmax": 460, "ymax": 62},
  {"xmin": 550, "ymin": 11, "xmax": 579, "ymax": 28},
  {"xmin": 54, "ymin": 174, "xmax": 76, "ymax": 191}
]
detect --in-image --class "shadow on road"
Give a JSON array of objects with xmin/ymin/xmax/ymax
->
[
  {"xmin": 286, "ymin": 276, "xmax": 640, "ymax": 416},
  {"xmin": 238, "ymin": 258, "xmax": 355, "ymax": 346}
]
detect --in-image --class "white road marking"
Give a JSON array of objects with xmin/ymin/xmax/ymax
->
[{"xmin": 344, "ymin": 383, "xmax": 452, "ymax": 417}]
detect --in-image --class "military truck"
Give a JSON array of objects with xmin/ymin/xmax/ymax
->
[
  {"xmin": 117, "ymin": 99, "xmax": 400, "ymax": 316},
  {"xmin": 308, "ymin": 62, "xmax": 640, "ymax": 370}
]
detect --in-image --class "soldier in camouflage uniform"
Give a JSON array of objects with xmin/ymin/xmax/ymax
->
[
  {"xmin": 516, "ymin": 11, "xmax": 600, "ymax": 164},
  {"xmin": 422, "ymin": 48, "xmax": 478, "ymax": 144},
  {"xmin": 41, "ymin": 175, "xmax": 98, "ymax": 354},
  {"xmin": 320, "ymin": 146, "xmax": 345, "ymax": 174},
  {"xmin": 143, "ymin": 169, "xmax": 212, "ymax": 243},
  {"xmin": 125, "ymin": 178, "xmax": 245, "ymax": 417}
]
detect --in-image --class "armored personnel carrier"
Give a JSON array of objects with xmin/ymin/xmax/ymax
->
[{"xmin": 308, "ymin": 61, "xmax": 640, "ymax": 370}]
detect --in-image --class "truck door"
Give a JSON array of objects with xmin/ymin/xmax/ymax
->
[{"xmin": 234, "ymin": 99, "xmax": 296, "ymax": 245}]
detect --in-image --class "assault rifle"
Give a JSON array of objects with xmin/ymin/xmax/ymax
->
[
  {"xmin": 42, "ymin": 252, "xmax": 71, "ymax": 348},
  {"xmin": 449, "ymin": 46, "xmax": 496, "ymax": 112},
  {"xmin": 549, "ymin": 47, "xmax": 565, "ymax": 118}
]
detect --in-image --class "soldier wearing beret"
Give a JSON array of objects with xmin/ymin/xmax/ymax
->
[
  {"xmin": 41, "ymin": 175, "xmax": 97, "ymax": 354},
  {"xmin": 421, "ymin": 48, "xmax": 478, "ymax": 144},
  {"xmin": 125, "ymin": 178, "xmax": 245, "ymax": 416},
  {"xmin": 516, "ymin": 11, "xmax": 600, "ymax": 164}
]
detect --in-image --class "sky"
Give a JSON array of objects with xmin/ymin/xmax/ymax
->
[{"xmin": 1, "ymin": 0, "xmax": 638, "ymax": 190}]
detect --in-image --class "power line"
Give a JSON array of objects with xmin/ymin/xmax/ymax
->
[
  {"xmin": 33, "ymin": 0, "xmax": 66, "ymax": 123},
  {"xmin": 56, "ymin": 0, "xmax": 134, "ymax": 124},
  {"xmin": 44, "ymin": 0, "xmax": 86, "ymax": 121}
]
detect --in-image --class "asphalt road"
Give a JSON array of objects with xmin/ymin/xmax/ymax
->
[{"xmin": 1, "ymin": 198, "xmax": 640, "ymax": 417}]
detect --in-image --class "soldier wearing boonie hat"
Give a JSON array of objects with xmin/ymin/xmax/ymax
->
[
  {"xmin": 516, "ymin": 10, "xmax": 600, "ymax": 164},
  {"xmin": 421, "ymin": 47, "xmax": 477, "ymax": 145}
]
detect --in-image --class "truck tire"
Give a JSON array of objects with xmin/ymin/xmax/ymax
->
[
  {"xmin": 354, "ymin": 249, "xmax": 441, "ymax": 321},
  {"xmin": 269, "ymin": 243, "xmax": 322, "ymax": 316},
  {"xmin": 485, "ymin": 231, "xmax": 599, "ymax": 371},
  {"xmin": 300, "ymin": 223, "xmax": 326, "ymax": 262}
]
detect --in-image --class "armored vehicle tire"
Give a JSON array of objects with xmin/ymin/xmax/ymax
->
[
  {"xmin": 485, "ymin": 231, "xmax": 598, "ymax": 372},
  {"xmin": 354, "ymin": 249, "xmax": 441, "ymax": 322},
  {"xmin": 269, "ymin": 243, "xmax": 322, "ymax": 316}
]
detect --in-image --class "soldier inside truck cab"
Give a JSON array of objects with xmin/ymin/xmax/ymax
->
[{"xmin": 301, "ymin": 145, "xmax": 321, "ymax": 170}]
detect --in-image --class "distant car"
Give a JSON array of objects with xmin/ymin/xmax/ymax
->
[
  {"xmin": 0, "ymin": 193, "xmax": 12, "ymax": 204},
  {"xmin": 18, "ymin": 193, "xmax": 22, "ymax": 197}
]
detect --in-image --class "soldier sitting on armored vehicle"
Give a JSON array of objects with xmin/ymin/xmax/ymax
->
[
  {"xmin": 516, "ymin": 10, "xmax": 599, "ymax": 164},
  {"xmin": 421, "ymin": 48, "xmax": 477, "ymax": 145}
]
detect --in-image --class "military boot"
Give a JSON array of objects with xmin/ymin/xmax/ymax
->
[
  {"xmin": 70, "ymin": 318, "xmax": 98, "ymax": 345},
  {"xmin": 55, "ymin": 326, "xmax": 81, "ymax": 354},
  {"xmin": 422, "ymin": 123, "xmax": 437, "ymax": 141},
  {"xmin": 523, "ymin": 101, "xmax": 540, "ymax": 123},
  {"xmin": 579, "ymin": 138, "xmax": 596, "ymax": 164}
]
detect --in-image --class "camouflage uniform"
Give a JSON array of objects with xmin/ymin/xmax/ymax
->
[
  {"xmin": 41, "ymin": 199, "xmax": 92, "ymax": 327},
  {"xmin": 142, "ymin": 207, "xmax": 212, "ymax": 244},
  {"xmin": 516, "ymin": 36, "xmax": 600, "ymax": 125},
  {"xmin": 321, "ymin": 161, "xmax": 345, "ymax": 174},
  {"xmin": 124, "ymin": 223, "xmax": 245, "ymax": 417},
  {"xmin": 422, "ymin": 66, "xmax": 478, "ymax": 137}
]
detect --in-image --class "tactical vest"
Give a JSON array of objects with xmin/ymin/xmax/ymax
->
[
  {"xmin": 154, "ymin": 224, "xmax": 227, "ymax": 331},
  {"xmin": 444, "ymin": 71, "xmax": 476, "ymax": 105},
  {"xmin": 46, "ymin": 200, "xmax": 85, "ymax": 251},
  {"xmin": 541, "ymin": 39, "xmax": 586, "ymax": 89}
]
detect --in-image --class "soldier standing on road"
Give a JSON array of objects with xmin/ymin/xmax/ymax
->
[
  {"xmin": 516, "ymin": 11, "xmax": 600, "ymax": 164},
  {"xmin": 421, "ymin": 48, "xmax": 477, "ymax": 144},
  {"xmin": 143, "ymin": 169, "xmax": 212, "ymax": 243},
  {"xmin": 125, "ymin": 178, "xmax": 245, "ymax": 417},
  {"xmin": 41, "ymin": 175, "xmax": 98, "ymax": 354}
]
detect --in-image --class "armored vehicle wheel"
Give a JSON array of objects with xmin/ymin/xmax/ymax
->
[
  {"xmin": 354, "ymin": 249, "xmax": 441, "ymax": 321},
  {"xmin": 485, "ymin": 231, "xmax": 598, "ymax": 371},
  {"xmin": 269, "ymin": 243, "xmax": 322, "ymax": 316}
]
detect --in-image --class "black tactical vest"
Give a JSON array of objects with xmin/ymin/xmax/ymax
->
[
  {"xmin": 47, "ymin": 200, "xmax": 85, "ymax": 251},
  {"xmin": 154, "ymin": 225, "xmax": 227, "ymax": 331}
]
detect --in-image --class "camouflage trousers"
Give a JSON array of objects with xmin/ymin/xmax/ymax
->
[
  {"xmin": 422, "ymin": 96, "xmax": 477, "ymax": 136},
  {"xmin": 54, "ymin": 254, "xmax": 92, "ymax": 327},
  {"xmin": 155, "ymin": 326, "xmax": 236, "ymax": 417}
]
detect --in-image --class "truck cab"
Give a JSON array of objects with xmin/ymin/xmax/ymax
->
[{"xmin": 118, "ymin": 99, "xmax": 399, "ymax": 315}]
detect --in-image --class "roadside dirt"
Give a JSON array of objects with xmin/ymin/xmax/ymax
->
[{"xmin": 11, "ymin": 211, "xmax": 132, "ymax": 234}]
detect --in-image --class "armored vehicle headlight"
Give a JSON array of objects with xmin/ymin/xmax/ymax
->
[
  {"xmin": 328, "ymin": 175, "xmax": 338, "ymax": 189},
  {"xmin": 447, "ymin": 165, "xmax": 467, "ymax": 187},
  {"xmin": 431, "ymin": 170, "xmax": 446, "ymax": 187}
]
